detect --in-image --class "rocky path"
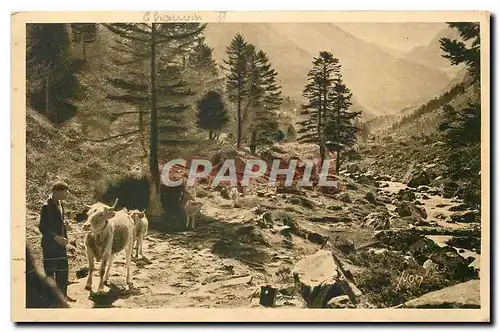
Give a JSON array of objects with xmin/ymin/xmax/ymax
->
[{"xmin": 23, "ymin": 141, "xmax": 480, "ymax": 309}]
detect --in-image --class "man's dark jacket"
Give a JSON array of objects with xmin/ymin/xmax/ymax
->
[{"xmin": 38, "ymin": 197, "xmax": 67, "ymax": 257}]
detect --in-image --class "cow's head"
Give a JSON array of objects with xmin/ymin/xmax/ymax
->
[
  {"xmin": 82, "ymin": 198, "xmax": 118, "ymax": 232},
  {"xmin": 129, "ymin": 209, "xmax": 146, "ymax": 225}
]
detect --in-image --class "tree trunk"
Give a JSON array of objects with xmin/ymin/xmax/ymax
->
[
  {"xmin": 336, "ymin": 150, "xmax": 341, "ymax": 173},
  {"xmin": 139, "ymin": 108, "xmax": 147, "ymax": 156},
  {"xmin": 149, "ymin": 23, "xmax": 160, "ymax": 193},
  {"xmin": 237, "ymin": 87, "xmax": 242, "ymax": 149}
]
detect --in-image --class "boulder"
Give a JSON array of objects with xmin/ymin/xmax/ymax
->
[
  {"xmin": 395, "ymin": 201, "xmax": 427, "ymax": 219},
  {"xmin": 364, "ymin": 191, "xmax": 377, "ymax": 204},
  {"xmin": 292, "ymin": 250, "xmax": 340, "ymax": 308},
  {"xmin": 363, "ymin": 212, "xmax": 390, "ymax": 230},
  {"xmin": 407, "ymin": 170, "xmax": 431, "ymax": 188},
  {"xmin": 403, "ymin": 280, "xmax": 480, "ymax": 308},
  {"xmin": 428, "ymin": 246, "xmax": 478, "ymax": 280},
  {"xmin": 396, "ymin": 188, "xmax": 416, "ymax": 202},
  {"xmin": 450, "ymin": 211, "xmax": 480, "ymax": 223},
  {"xmin": 390, "ymin": 215, "xmax": 422, "ymax": 229}
]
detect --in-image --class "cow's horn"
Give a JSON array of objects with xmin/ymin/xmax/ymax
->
[{"xmin": 109, "ymin": 198, "xmax": 119, "ymax": 210}]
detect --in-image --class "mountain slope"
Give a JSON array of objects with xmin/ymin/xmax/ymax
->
[
  {"xmin": 403, "ymin": 27, "xmax": 465, "ymax": 78},
  {"xmin": 204, "ymin": 23, "xmax": 452, "ymax": 115}
]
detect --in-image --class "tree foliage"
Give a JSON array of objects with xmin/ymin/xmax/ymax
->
[
  {"xmin": 438, "ymin": 22, "xmax": 481, "ymax": 205},
  {"xmin": 299, "ymin": 51, "xmax": 361, "ymax": 166},
  {"xmin": 440, "ymin": 22, "xmax": 480, "ymax": 82},
  {"xmin": 26, "ymin": 23, "xmax": 83, "ymax": 123},
  {"xmin": 196, "ymin": 90, "xmax": 229, "ymax": 139}
]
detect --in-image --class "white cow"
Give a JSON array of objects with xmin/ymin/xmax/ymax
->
[
  {"xmin": 82, "ymin": 199, "xmax": 134, "ymax": 293},
  {"xmin": 128, "ymin": 209, "xmax": 148, "ymax": 258}
]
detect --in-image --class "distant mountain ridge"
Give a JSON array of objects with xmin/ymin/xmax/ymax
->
[{"xmin": 204, "ymin": 23, "xmax": 456, "ymax": 116}]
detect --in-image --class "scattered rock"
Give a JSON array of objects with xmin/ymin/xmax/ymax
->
[
  {"xmin": 220, "ymin": 187, "xmax": 231, "ymax": 199},
  {"xmin": 363, "ymin": 212, "xmax": 390, "ymax": 230},
  {"xmin": 407, "ymin": 238, "xmax": 441, "ymax": 264},
  {"xmin": 338, "ymin": 193, "xmax": 352, "ymax": 203},
  {"xmin": 364, "ymin": 191, "xmax": 377, "ymax": 204},
  {"xmin": 435, "ymin": 213, "xmax": 446, "ymax": 220},
  {"xmin": 442, "ymin": 181, "xmax": 459, "ymax": 199},
  {"xmin": 346, "ymin": 164, "xmax": 360, "ymax": 173},
  {"xmin": 445, "ymin": 236, "xmax": 481, "ymax": 253},
  {"xmin": 403, "ymin": 280, "xmax": 480, "ymax": 308},
  {"xmin": 417, "ymin": 186, "xmax": 429, "ymax": 192},
  {"xmin": 450, "ymin": 211, "xmax": 480, "ymax": 223},
  {"xmin": 327, "ymin": 295, "xmax": 355, "ymax": 308},
  {"xmin": 429, "ymin": 246, "xmax": 478, "ymax": 280},
  {"xmin": 396, "ymin": 188, "xmax": 416, "ymax": 201},
  {"xmin": 328, "ymin": 205, "xmax": 343, "ymax": 211},
  {"xmin": 395, "ymin": 201, "xmax": 427, "ymax": 219},
  {"xmin": 334, "ymin": 236, "xmax": 356, "ymax": 255},
  {"xmin": 422, "ymin": 259, "xmax": 440, "ymax": 275},
  {"xmin": 421, "ymin": 194, "xmax": 430, "ymax": 200},
  {"xmin": 449, "ymin": 204, "xmax": 469, "ymax": 212},
  {"xmin": 76, "ymin": 267, "xmax": 89, "ymax": 279},
  {"xmin": 377, "ymin": 196, "xmax": 392, "ymax": 204},
  {"xmin": 407, "ymin": 170, "xmax": 431, "ymax": 188}
]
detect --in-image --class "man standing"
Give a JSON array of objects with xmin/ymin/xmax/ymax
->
[{"xmin": 38, "ymin": 181, "xmax": 76, "ymax": 303}]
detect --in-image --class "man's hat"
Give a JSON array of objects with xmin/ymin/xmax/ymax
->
[{"xmin": 52, "ymin": 181, "xmax": 69, "ymax": 191}]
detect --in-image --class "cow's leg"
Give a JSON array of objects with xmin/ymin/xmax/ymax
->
[
  {"xmin": 103, "ymin": 252, "xmax": 115, "ymax": 285},
  {"xmin": 139, "ymin": 234, "xmax": 144, "ymax": 257},
  {"xmin": 125, "ymin": 237, "xmax": 133, "ymax": 289},
  {"xmin": 191, "ymin": 215, "xmax": 196, "ymax": 229},
  {"xmin": 97, "ymin": 257, "xmax": 107, "ymax": 293},
  {"xmin": 134, "ymin": 235, "xmax": 139, "ymax": 258},
  {"xmin": 185, "ymin": 212, "xmax": 190, "ymax": 231},
  {"xmin": 85, "ymin": 247, "xmax": 94, "ymax": 291}
]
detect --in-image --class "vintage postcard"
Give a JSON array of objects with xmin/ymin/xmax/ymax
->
[{"xmin": 11, "ymin": 11, "xmax": 490, "ymax": 322}]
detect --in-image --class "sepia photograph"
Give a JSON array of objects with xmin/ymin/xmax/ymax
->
[{"xmin": 11, "ymin": 11, "xmax": 490, "ymax": 322}]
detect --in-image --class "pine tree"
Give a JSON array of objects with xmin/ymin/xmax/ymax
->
[
  {"xmin": 26, "ymin": 23, "xmax": 82, "ymax": 123},
  {"xmin": 70, "ymin": 23, "xmax": 98, "ymax": 61},
  {"xmin": 298, "ymin": 51, "xmax": 341, "ymax": 162},
  {"xmin": 224, "ymin": 34, "xmax": 250, "ymax": 149},
  {"xmin": 440, "ymin": 23, "xmax": 480, "ymax": 82},
  {"xmin": 251, "ymin": 50, "xmax": 282, "ymax": 146},
  {"xmin": 324, "ymin": 79, "xmax": 362, "ymax": 171},
  {"xmin": 438, "ymin": 23, "xmax": 481, "ymax": 205},
  {"xmin": 196, "ymin": 91, "xmax": 229, "ymax": 140},
  {"xmin": 103, "ymin": 23, "xmax": 205, "ymax": 192}
]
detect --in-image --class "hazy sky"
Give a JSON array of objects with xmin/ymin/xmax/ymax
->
[{"xmin": 335, "ymin": 22, "xmax": 448, "ymax": 52}]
